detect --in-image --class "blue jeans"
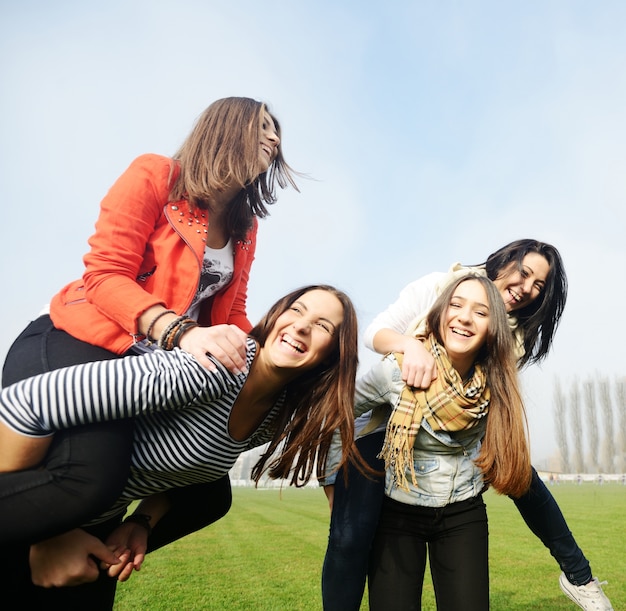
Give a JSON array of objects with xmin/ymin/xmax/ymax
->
[
  {"xmin": 321, "ymin": 431, "xmax": 592, "ymax": 611},
  {"xmin": 322, "ymin": 433, "xmax": 386, "ymax": 611}
]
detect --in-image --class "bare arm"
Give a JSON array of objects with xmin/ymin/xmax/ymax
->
[{"xmin": 324, "ymin": 484, "xmax": 334, "ymax": 511}]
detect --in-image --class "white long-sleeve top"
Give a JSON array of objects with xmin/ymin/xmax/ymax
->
[
  {"xmin": 323, "ymin": 264, "xmax": 523, "ymax": 485},
  {"xmin": 363, "ymin": 265, "xmax": 486, "ymax": 350}
]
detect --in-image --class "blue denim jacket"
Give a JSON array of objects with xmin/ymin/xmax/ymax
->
[{"xmin": 324, "ymin": 353, "xmax": 486, "ymax": 507}]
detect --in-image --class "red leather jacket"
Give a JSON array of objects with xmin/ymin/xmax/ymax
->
[{"xmin": 50, "ymin": 154, "xmax": 257, "ymax": 354}]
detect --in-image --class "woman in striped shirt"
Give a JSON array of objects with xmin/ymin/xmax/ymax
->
[{"xmin": 0, "ymin": 285, "xmax": 366, "ymax": 609}]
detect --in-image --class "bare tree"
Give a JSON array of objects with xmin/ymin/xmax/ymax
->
[
  {"xmin": 583, "ymin": 380, "xmax": 600, "ymax": 472},
  {"xmin": 569, "ymin": 382, "xmax": 584, "ymax": 473},
  {"xmin": 553, "ymin": 377, "xmax": 570, "ymax": 472},
  {"xmin": 616, "ymin": 377, "xmax": 626, "ymax": 472},
  {"xmin": 598, "ymin": 378, "xmax": 616, "ymax": 472}
]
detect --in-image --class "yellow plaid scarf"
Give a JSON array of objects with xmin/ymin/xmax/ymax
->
[{"xmin": 379, "ymin": 335, "xmax": 490, "ymax": 491}]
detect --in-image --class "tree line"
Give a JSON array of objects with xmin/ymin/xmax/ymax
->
[{"xmin": 553, "ymin": 375, "xmax": 626, "ymax": 473}]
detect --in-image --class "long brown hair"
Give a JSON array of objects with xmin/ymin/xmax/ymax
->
[
  {"xmin": 169, "ymin": 97, "xmax": 299, "ymax": 241},
  {"xmin": 248, "ymin": 285, "xmax": 366, "ymax": 487},
  {"xmin": 427, "ymin": 275, "xmax": 532, "ymax": 498}
]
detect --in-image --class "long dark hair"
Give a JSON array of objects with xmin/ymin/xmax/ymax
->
[
  {"xmin": 478, "ymin": 239, "xmax": 567, "ymax": 368},
  {"xmin": 248, "ymin": 285, "xmax": 367, "ymax": 487},
  {"xmin": 426, "ymin": 275, "xmax": 532, "ymax": 498}
]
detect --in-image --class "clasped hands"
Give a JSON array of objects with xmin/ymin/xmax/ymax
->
[{"xmin": 29, "ymin": 521, "xmax": 150, "ymax": 588}]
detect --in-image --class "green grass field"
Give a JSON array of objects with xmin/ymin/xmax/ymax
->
[{"xmin": 114, "ymin": 484, "xmax": 625, "ymax": 610}]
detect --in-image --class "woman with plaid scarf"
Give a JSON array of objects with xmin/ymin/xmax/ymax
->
[{"xmin": 362, "ymin": 274, "xmax": 529, "ymax": 609}]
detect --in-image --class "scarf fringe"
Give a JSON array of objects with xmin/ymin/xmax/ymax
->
[{"xmin": 378, "ymin": 423, "xmax": 418, "ymax": 492}]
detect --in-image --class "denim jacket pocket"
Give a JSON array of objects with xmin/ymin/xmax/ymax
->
[
  {"xmin": 413, "ymin": 458, "xmax": 439, "ymax": 476},
  {"xmin": 391, "ymin": 457, "xmax": 452, "ymax": 504}
]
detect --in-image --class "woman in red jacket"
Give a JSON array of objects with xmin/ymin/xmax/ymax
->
[{"xmin": 2, "ymin": 96, "xmax": 298, "ymax": 547}]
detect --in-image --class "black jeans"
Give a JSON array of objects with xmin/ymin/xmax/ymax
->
[
  {"xmin": 1, "ymin": 478, "xmax": 233, "ymax": 610},
  {"xmin": 368, "ymin": 495, "xmax": 489, "ymax": 611},
  {"xmin": 0, "ymin": 316, "xmax": 233, "ymax": 609},
  {"xmin": 321, "ymin": 430, "xmax": 592, "ymax": 611},
  {"xmin": 1, "ymin": 315, "xmax": 134, "ymax": 542}
]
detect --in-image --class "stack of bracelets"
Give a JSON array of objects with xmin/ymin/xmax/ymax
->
[{"xmin": 145, "ymin": 310, "xmax": 199, "ymax": 350}]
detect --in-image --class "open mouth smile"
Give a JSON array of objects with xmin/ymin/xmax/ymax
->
[
  {"xmin": 451, "ymin": 327, "xmax": 473, "ymax": 337},
  {"xmin": 280, "ymin": 333, "xmax": 305, "ymax": 353},
  {"xmin": 508, "ymin": 288, "xmax": 522, "ymax": 303}
]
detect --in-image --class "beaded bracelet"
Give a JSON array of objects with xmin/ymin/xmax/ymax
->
[
  {"xmin": 158, "ymin": 316, "xmax": 198, "ymax": 350},
  {"xmin": 158, "ymin": 315, "xmax": 188, "ymax": 349},
  {"xmin": 171, "ymin": 319, "xmax": 199, "ymax": 349},
  {"xmin": 145, "ymin": 309, "xmax": 176, "ymax": 344},
  {"xmin": 160, "ymin": 317, "xmax": 193, "ymax": 350}
]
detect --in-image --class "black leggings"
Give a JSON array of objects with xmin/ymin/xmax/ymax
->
[
  {"xmin": 1, "ymin": 478, "xmax": 233, "ymax": 610},
  {"xmin": 0, "ymin": 316, "xmax": 233, "ymax": 608},
  {"xmin": 1, "ymin": 315, "xmax": 134, "ymax": 543}
]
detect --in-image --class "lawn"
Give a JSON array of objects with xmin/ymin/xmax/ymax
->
[{"xmin": 114, "ymin": 483, "xmax": 625, "ymax": 610}]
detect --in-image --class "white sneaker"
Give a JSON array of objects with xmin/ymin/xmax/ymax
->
[{"xmin": 559, "ymin": 572, "xmax": 614, "ymax": 611}]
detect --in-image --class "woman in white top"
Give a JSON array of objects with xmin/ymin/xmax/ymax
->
[{"xmin": 322, "ymin": 239, "xmax": 613, "ymax": 611}]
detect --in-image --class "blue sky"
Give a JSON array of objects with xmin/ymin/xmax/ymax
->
[{"xmin": 1, "ymin": 0, "xmax": 625, "ymax": 463}]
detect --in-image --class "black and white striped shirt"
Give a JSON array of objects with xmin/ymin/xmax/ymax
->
[{"xmin": 0, "ymin": 338, "xmax": 282, "ymax": 523}]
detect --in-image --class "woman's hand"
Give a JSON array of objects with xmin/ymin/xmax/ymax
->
[
  {"xmin": 139, "ymin": 307, "xmax": 248, "ymax": 375},
  {"xmin": 29, "ymin": 529, "xmax": 121, "ymax": 587},
  {"xmin": 102, "ymin": 521, "xmax": 150, "ymax": 582},
  {"xmin": 400, "ymin": 337, "xmax": 437, "ymax": 388},
  {"xmin": 372, "ymin": 329, "xmax": 437, "ymax": 388},
  {"xmin": 102, "ymin": 494, "xmax": 167, "ymax": 581},
  {"xmin": 178, "ymin": 324, "xmax": 249, "ymax": 375}
]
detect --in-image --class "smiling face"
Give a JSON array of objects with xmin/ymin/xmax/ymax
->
[
  {"xmin": 257, "ymin": 111, "xmax": 280, "ymax": 173},
  {"xmin": 492, "ymin": 252, "xmax": 550, "ymax": 313},
  {"xmin": 441, "ymin": 279, "xmax": 491, "ymax": 378},
  {"xmin": 264, "ymin": 289, "xmax": 344, "ymax": 373}
]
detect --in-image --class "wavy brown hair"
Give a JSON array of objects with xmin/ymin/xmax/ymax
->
[
  {"xmin": 169, "ymin": 97, "xmax": 299, "ymax": 241},
  {"xmin": 248, "ymin": 285, "xmax": 368, "ymax": 487},
  {"xmin": 427, "ymin": 275, "xmax": 532, "ymax": 498}
]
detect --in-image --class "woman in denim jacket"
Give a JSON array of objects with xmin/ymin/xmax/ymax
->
[{"xmin": 364, "ymin": 275, "xmax": 531, "ymax": 610}]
